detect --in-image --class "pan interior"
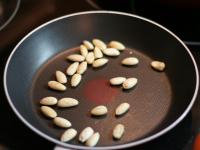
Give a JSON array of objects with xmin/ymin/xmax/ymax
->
[{"xmin": 30, "ymin": 47, "xmax": 172, "ymax": 146}]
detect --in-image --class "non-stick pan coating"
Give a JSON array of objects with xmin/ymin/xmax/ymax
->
[{"xmin": 4, "ymin": 11, "xmax": 198, "ymax": 149}]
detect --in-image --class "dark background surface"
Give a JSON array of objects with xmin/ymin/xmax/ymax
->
[{"xmin": 0, "ymin": 0, "xmax": 200, "ymax": 149}]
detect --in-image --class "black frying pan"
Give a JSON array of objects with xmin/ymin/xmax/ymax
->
[{"xmin": 3, "ymin": 11, "xmax": 199, "ymax": 149}]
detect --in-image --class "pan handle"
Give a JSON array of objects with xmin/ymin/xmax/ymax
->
[{"xmin": 183, "ymin": 41, "xmax": 200, "ymax": 46}]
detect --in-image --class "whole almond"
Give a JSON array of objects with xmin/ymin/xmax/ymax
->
[
  {"xmin": 92, "ymin": 39, "xmax": 107, "ymax": 50},
  {"xmin": 151, "ymin": 61, "xmax": 165, "ymax": 71},
  {"xmin": 53, "ymin": 117, "xmax": 71, "ymax": 128},
  {"xmin": 66, "ymin": 62, "xmax": 79, "ymax": 76},
  {"xmin": 91, "ymin": 105, "xmax": 108, "ymax": 116},
  {"xmin": 113, "ymin": 124, "xmax": 125, "ymax": 139},
  {"xmin": 110, "ymin": 77, "xmax": 126, "ymax": 85},
  {"xmin": 83, "ymin": 40, "xmax": 94, "ymax": 50},
  {"xmin": 48, "ymin": 81, "xmax": 66, "ymax": 91},
  {"xmin": 40, "ymin": 106, "xmax": 57, "ymax": 118},
  {"xmin": 94, "ymin": 46, "xmax": 103, "ymax": 59},
  {"xmin": 86, "ymin": 132, "xmax": 100, "ymax": 147},
  {"xmin": 77, "ymin": 61, "xmax": 87, "ymax": 74},
  {"xmin": 122, "ymin": 57, "xmax": 139, "ymax": 66},
  {"xmin": 79, "ymin": 127, "xmax": 94, "ymax": 143},
  {"xmin": 67, "ymin": 54, "xmax": 85, "ymax": 62},
  {"xmin": 122, "ymin": 78, "xmax": 138, "ymax": 89},
  {"xmin": 71, "ymin": 73, "xmax": 82, "ymax": 87},
  {"xmin": 86, "ymin": 52, "xmax": 95, "ymax": 64},
  {"xmin": 60, "ymin": 128, "xmax": 77, "ymax": 142},
  {"xmin": 80, "ymin": 45, "xmax": 88, "ymax": 57},
  {"xmin": 115, "ymin": 102, "xmax": 130, "ymax": 116},
  {"xmin": 109, "ymin": 41, "xmax": 125, "ymax": 51},
  {"xmin": 56, "ymin": 71, "xmax": 67, "ymax": 84},
  {"xmin": 102, "ymin": 48, "xmax": 120, "ymax": 56},
  {"xmin": 92, "ymin": 58, "xmax": 108, "ymax": 68},
  {"xmin": 57, "ymin": 98, "xmax": 79, "ymax": 107},
  {"xmin": 40, "ymin": 96, "xmax": 58, "ymax": 105}
]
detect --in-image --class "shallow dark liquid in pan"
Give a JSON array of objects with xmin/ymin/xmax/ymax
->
[{"xmin": 31, "ymin": 47, "xmax": 172, "ymax": 146}]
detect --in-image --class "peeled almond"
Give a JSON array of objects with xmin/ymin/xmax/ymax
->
[
  {"xmin": 92, "ymin": 39, "xmax": 107, "ymax": 50},
  {"xmin": 102, "ymin": 48, "xmax": 120, "ymax": 56},
  {"xmin": 110, "ymin": 77, "xmax": 126, "ymax": 85},
  {"xmin": 113, "ymin": 124, "xmax": 125, "ymax": 140},
  {"xmin": 122, "ymin": 57, "xmax": 139, "ymax": 66},
  {"xmin": 92, "ymin": 58, "xmax": 108, "ymax": 68},
  {"xmin": 40, "ymin": 96, "xmax": 57, "ymax": 105},
  {"xmin": 79, "ymin": 127, "xmax": 94, "ymax": 143},
  {"xmin": 56, "ymin": 71, "xmax": 67, "ymax": 84},
  {"xmin": 67, "ymin": 54, "xmax": 85, "ymax": 62},
  {"xmin": 122, "ymin": 78, "xmax": 138, "ymax": 89},
  {"xmin": 71, "ymin": 73, "xmax": 82, "ymax": 87},
  {"xmin": 57, "ymin": 98, "xmax": 79, "ymax": 108},
  {"xmin": 115, "ymin": 102, "xmax": 130, "ymax": 116},
  {"xmin": 86, "ymin": 52, "xmax": 95, "ymax": 64},
  {"xmin": 40, "ymin": 106, "xmax": 57, "ymax": 118},
  {"xmin": 86, "ymin": 132, "xmax": 100, "ymax": 147},
  {"xmin": 91, "ymin": 105, "xmax": 108, "ymax": 116},
  {"xmin": 151, "ymin": 61, "xmax": 165, "ymax": 71},
  {"xmin": 66, "ymin": 62, "xmax": 79, "ymax": 76},
  {"xmin": 60, "ymin": 128, "xmax": 77, "ymax": 142},
  {"xmin": 94, "ymin": 46, "xmax": 103, "ymax": 59},
  {"xmin": 48, "ymin": 81, "xmax": 66, "ymax": 91},
  {"xmin": 77, "ymin": 61, "xmax": 87, "ymax": 74},
  {"xmin": 80, "ymin": 45, "xmax": 88, "ymax": 57},
  {"xmin": 83, "ymin": 40, "xmax": 94, "ymax": 50},
  {"xmin": 109, "ymin": 41, "xmax": 125, "ymax": 50},
  {"xmin": 53, "ymin": 117, "xmax": 71, "ymax": 128}
]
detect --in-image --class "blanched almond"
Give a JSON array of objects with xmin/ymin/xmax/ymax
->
[
  {"xmin": 48, "ymin": 81, "xmax": 66, "ymax": 91},
  {"xmin": 109, "ymin": 41, "xmax": 125, "ymax": 50},
  {"xmin": 71, "ymin": 73, "xmax": 82, "ymax": 87},
  {"xmin": 79, "ymin": 127, "xmax": 94, "ymax": 143},
  {"xmin": 80, "ymin": 45, "xmax": 88, "ymax": 57},
  {"xmin": 115, "ymin": 102, "xmax": 130, "ymax": 116},
  {"xmin": 60, "ymin": 128, "xmax": 77, "ymax": 142},
  {"xmin": 57, "ymin": 98, "xmax": 79, "ymax": 107},
  {"xmin": 66, "ymin": 62, "xmax": 79, "ymax": 76},
  {"xmin": 151, "ymin": 61, "xmax": 165, "ymax": 71},
  {"xmin": 122, "ymin": 78, "xmax": 138, "ymax": 89},
  {"xmin": 86, "ymin": 132, "xmax": 100, "ymax": 147},
  {"xmin": 92, "ymin": 58, "xmax": 108, "ymax": 68},
  {"xmin": 122, "ymin": 57, "xmax": 139, "ymax": 66},
  {"xmin": 40, "ymin": 97, "xmax": 58, "ymax": 105},
  {"xmin": 40, "ymin": 106, "xmax": 57, "ymax": 118},
  {"xmin": 53, "ymin": 117, "xmax": 71, "ymax": 128},
  {"xmin": 56, "ymin": 71, "xmax": 67, "ymax": 84},
  {"xmin": 77, "ymin": 61, "xmax": 87, "ymax": 74},
  {"xmin": 110, "ymin": 77, "xmax": 126, "ymax": 85},
  {"xmin": 92, "ymin": 39, "xmax": 107, "ymax": 50},
  {"xmin": 67, "ymin": 54, "xmax": 85, "ymax": 62},
  {"xmin": 91, "ymin": 105, "xmax": 108, "ymax": 116},
  {"xmin": 102, "ymin": 48, "xmax": 120, "ymax": 56},
  {"xmin": 83, "ymin": 40, "xmax": 94, "ymax": 50},
  {"xmin": 94, "ymin": 46, "xmax": 103, "ymax": 59},
  {"xmin": 113, "ymin": 124, "xmax": 125, "ymax": 139},
  {"xmin": 86, "ymin": 52, "xmax": 95, "ymax": 64}
]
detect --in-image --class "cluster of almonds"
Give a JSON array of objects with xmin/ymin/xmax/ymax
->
[
  {"xmin": 47, "ymin": 39, "xmax": 127, "ymax": 91},
  {"xmin": 40, "ymin": 97, "xmax": 129, "ymax": 146},
  {"xmin": 40, "ymin": 38, "xmax": 166, "ymax": 147}
]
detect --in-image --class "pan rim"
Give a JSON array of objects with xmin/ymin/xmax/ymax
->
[{"xmin": 3, "ymin": 10, "xmax": 199, "ymax": 149}]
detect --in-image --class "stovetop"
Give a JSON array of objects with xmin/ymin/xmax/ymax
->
[{"xmin": 0, "ymin": 0, "xmax": 200, "ymax": 149}]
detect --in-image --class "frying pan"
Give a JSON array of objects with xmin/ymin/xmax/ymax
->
[{"xmin": 3, "ymin": 11, "xmax": 199, "ymax": 149}]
